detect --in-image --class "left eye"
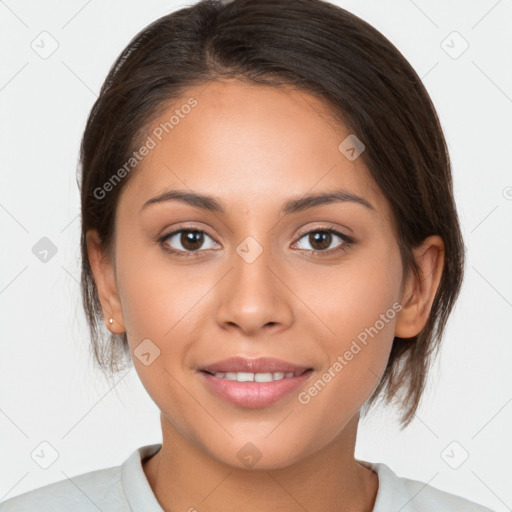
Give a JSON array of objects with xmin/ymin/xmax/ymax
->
[{"xmin": 294, "ymin": 228, "xmax": 352, "ymax": 253}]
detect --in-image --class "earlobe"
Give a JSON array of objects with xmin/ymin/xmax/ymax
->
[
  {"xmin": 85, "ymin": 229, "xmax": 126, "ymax": 334},
  {"xmin": 394, "ymin": 235, "xmax": 445, "ymax": 339}
]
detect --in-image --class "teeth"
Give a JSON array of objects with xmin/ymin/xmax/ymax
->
[{"xmin": 211, "ymin": 371, "xmax": 303, "ymax": 382}]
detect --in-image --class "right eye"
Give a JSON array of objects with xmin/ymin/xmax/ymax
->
[{"xmin": 158, "ymin": 228, "xmax": 220, "ymax": 257}]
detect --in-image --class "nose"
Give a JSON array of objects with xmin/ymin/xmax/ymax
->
[{"xmin": 214, "ymin": 240, "xmax": 294, "ymax": 337}]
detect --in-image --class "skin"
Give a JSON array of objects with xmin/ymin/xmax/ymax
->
[{"xmin": 87, "ymin": 79, "xmax": 444, "ymax": 512}]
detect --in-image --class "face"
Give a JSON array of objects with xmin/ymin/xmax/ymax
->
[{"xmin": 90, "ymin": 79, "xmax": 426, "ymax": 470}]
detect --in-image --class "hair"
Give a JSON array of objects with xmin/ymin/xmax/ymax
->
[{"xmin": 78, "ymin": 0, "xmax": 465, "ymax": 429}]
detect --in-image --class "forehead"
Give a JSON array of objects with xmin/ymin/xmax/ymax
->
[{"xmin": 119, "ymin": 79, "xmax": 390, "ymax": 220}]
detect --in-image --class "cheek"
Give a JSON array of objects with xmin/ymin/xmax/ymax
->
[
  {"xmin": 114, "ymin": 234, "xmax": 191, "ymax": 340},
  {"xmin": 303, "ymin": 240, "xmax": 402, "ymax": 392},
  {"xmin": 296, "ymin": 283, "xmax": 399, "ymax": 437},
  {"xmin": 116, "ymin": 259, "xmax": 168, "ymax": 343},
  {"xmin": 298, "ymin": 238, "xmax": 402, "ymax": 344},
  {"xmin": 115, "ymin": 241, "xmax": 215, "ymax": 381}
]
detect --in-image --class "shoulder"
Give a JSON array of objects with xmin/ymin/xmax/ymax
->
[
  {"xmin": 0, "ymin": 444, "xmax": 163, "ymax": 512},
  {"xmin": 0, "ymin": 463, "xmax": 127, "ymax": 512},
  {"xmin": 360, "ymin": 460, "xmax": 496, "ymax": 512}
]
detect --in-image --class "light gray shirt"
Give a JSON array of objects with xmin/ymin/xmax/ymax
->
[{"xmin": 0, "ymin": 443, "xmax": 495, "ymax": 511}]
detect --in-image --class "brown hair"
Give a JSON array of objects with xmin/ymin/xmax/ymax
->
[{"xmin": 78, "ymin": 0, "xmax": 465, "ymax": 429}]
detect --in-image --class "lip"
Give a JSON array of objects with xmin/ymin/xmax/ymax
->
[
  {"xmin": 198, "ymin": 369, "xmax": 314, "ymax": 408},
  {"xmin": 199, "ymin": 356, "xmax": 312, "ymax": 374},
  {"xmin": 197, "ymin": 356, "xmax": 314, "ymax": 409}
]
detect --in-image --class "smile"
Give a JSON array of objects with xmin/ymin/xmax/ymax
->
[
  {"xmin": 199, "ymin": 368, "xmax": 314, "ymax": 408},
  {"xmin": 203, "ymin": 370, "xmax": 306, "ymax": 382}
]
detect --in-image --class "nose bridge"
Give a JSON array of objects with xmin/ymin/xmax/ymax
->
[{"xmin": 214, "ymin": 232, "xmax": 293, "ymax": 333}]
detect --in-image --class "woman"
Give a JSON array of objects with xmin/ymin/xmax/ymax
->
[{"xmin": 0, "ymin": 0, "xmax": 495, "ymax": 510}]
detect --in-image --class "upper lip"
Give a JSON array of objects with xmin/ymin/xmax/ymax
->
[{"xmin": 200, "ymin": 357, "xmax": 312, "ymax": 374}]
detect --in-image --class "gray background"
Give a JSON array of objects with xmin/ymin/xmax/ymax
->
[{"xmin": 0, "ymin": 0, "xmax": 511, "ymax": 509}]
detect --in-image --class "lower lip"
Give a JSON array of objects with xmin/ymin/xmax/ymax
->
[{"xmin": 199, "ymin": 370, "xmax": 314, "ymax": 408}]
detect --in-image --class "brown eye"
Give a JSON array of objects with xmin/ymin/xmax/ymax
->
[
  {"xmin": 160, "ymin": 229, "xmax": 219, "ymax": 255},
  {"xmin": 295, "ymin": 228, "xmax": 352, "ymax": 253},
  {"xmin": 308, "ymin": 231, "xmax": 332, "ymax": 251},
  {"xmin": 179, "ymin": 231, "xmax": 204, "ymax": 251}
]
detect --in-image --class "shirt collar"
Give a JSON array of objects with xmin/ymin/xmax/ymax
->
[
  {"xmin": 121, "ymin": 443, "xmax": 164, "ymax": 511},
  {"xmin": 122, "ymin": 445, "xmax": 390, "ymax": 512}
]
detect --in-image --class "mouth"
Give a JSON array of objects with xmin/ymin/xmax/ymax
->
[
  {"xmin": 200, "ymin": 368, "xmax": 312, "ymax": 382},
  {"xmin": 197, "ymin": 356, "xmax": 314, "ymax": 408}
]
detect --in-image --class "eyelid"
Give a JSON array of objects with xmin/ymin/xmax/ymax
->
[
  {"xmin": 159, "ymin": 222, "xmax": 352, "ymax": 243},
  {"xmin": 294, "ymin": 222, "xmax": 353, "ymax": 241},
  {"xmin": 159, "ymin": 222, "xmax": 216, "ymax": 240}
]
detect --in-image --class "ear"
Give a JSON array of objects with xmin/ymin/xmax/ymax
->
[
  {"xmin": 394, "ymin": 235, "xmax": 445, "ymax": 339},
  {"xmin": 86, "ymin": 229, "xmax": 126, "ymax": 334}
]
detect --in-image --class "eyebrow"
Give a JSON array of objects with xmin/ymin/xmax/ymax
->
[{"xmin": 140, "ymin": 188, "xmax": 375, "ymax": 215}]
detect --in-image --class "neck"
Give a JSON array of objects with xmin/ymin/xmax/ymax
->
[{"xmin": 142, "ymin": 412, "xmax": 379, "ymax": 512}]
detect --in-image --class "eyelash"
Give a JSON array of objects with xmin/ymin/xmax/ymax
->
[{"xmin": 158, "ymin": 225, "xmax": 354, "ymax": 259}]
